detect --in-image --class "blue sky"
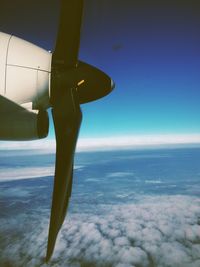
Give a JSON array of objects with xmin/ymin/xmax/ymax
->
[
  {"xmin": 78, "ymin": 0, "xmax": 200, "ymax": 138},
  {"xmin": 1, "ymin": 0, "xmax": 200, "ymax": 142}
]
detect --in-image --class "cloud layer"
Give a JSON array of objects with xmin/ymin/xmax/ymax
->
[
  {"xmin": 1, "ymin": 134, "xmax": 200, "ymax": 152},
  {"xmin": 0, "ymin": 166, "xmax": 54, "ymax": 182},
  {"xmin": 1, "ymin": 195, "xmax": 200, "ymax": 267}
]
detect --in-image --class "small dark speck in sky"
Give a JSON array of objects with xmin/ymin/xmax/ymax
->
[{"xmin": 112, "ymin": 44, "xmax": 123, "ymax": 51}]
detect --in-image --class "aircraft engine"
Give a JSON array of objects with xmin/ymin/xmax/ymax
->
[
  {"xmin": 0, "ymin": 32, "xmax": 50, "ymax": 141},
  {"xmin": 0, "ymin": 32, "xmax": 51, "ymax": 109}
]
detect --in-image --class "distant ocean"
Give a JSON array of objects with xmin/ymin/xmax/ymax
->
[{"xmin": 0, "ymin": 147, "xmax": 200, "ymax": 267}]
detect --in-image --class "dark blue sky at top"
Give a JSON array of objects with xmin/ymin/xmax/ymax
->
[{"xmin": 1, "ymin": 0, "xmax": 200, "ymax": 138}]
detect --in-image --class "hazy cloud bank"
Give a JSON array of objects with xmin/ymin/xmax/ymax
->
[
  {"xmin": 1, "ymin": 134, "xmax": 200, "ymax": 152},
  {"xmin": 0, "ymin": 165, "xmax": 83, "ymax": 182},
  {"xmin": 0, "ymin": 166, "xmax": 54, "ymax": 182},
  {"xmin": 0, "ymin": 195, "xmax": 200, "ymax": 267}
]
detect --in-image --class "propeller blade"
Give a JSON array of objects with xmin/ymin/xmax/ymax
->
[
  {"xmin": 52, "ymin": 0, "xmax": 84, "ymax": 67},
  {"xmin": 46, "ymin": 0, "xmax": 115, "ymax": 262},
  {"xmin": 46, "ymin": 88, "xmax": 82, "ymax": 261}
]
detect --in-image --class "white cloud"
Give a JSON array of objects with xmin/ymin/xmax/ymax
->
[
  {"xmin": 107, "ymin": 172, "xmax": 133, "ymax": 178},
  {"xmin": 77, "ymin": 134, "xmax": 200, "ymax": 151},
  {"xmin": 0, "ymin": 166, "xmax": 55, "ymax": 182},
  {"xmin": 0, "ymin": 139, "xmax": 56, "ymax": 153},
  {"xmin": 0, "ymin": 134, "xmax": 200, "ymax": 152},
  {"xmin": 0, "ymin": 165, "xmax": 83, "ymax": 182},
  {"xmin": 145, "ymin": 180, "xmax": 163, "ymax": 184},
  {"xmin": 0, "ymin": 195, "xmax": 200, "ymax": 267}
]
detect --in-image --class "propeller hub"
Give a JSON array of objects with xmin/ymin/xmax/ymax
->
[{"xmin": 50, "ymin": 61, "xmax": 114, "ymax": 106}]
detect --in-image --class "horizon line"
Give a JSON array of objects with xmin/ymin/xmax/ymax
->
[{"xmin": 0, "ymin": 134, "xmax": 200, "ymax": 152}]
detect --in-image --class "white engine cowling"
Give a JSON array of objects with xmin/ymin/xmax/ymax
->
[
  {"xmin": 0, "ymin": 32, "xmax": 51, "ymax": 140},
  {"xmin": 0, "ymin": 32, "xmax": 51, "ymax": 109}
]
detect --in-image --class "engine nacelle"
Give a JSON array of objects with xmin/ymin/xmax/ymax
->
[
  {"xmin": 0, "ymin": 108, "xmax": 49, "ymax": 141},
  {"xmin": 0, "ymin": 32, "xmax": 51, "ymax": 109}
]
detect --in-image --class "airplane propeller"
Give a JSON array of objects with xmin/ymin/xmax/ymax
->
[{"xmin": 46, "ymin": 0, "xmax": 114, "ymax": 261}]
